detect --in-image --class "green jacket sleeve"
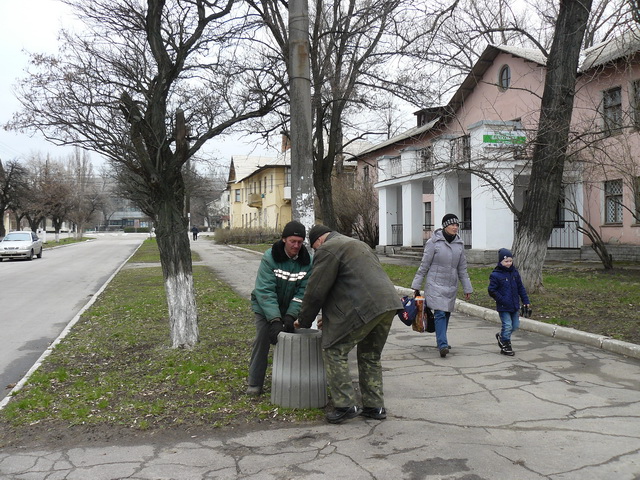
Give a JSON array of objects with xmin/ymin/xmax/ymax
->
[{"xmin": 253, "ymin": 255, "xmax": 282, "ymax": 322}]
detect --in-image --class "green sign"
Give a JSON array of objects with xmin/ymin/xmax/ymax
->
[{"xmin": 483, "ymin": 132, "xmax": 526, "ymax": 145}]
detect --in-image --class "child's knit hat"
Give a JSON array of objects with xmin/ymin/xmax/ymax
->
[{"xmin": 498, "ymin": 248, "xmax": 513, "ymax": 262}]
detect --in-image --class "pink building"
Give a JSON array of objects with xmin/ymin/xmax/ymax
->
[{"xmin": 356, "ymin": 32, "xmax": 640, "ymax": 262}]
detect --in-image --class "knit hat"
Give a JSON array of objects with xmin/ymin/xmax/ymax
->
[
  {"xmin": 309, "ymin": 224, "xmax": 332, "ymax": 246},
  {"xmin": 282, "ymin": 220, "xmax": 306, "ymax": 240},
  {"xmin": 498, "ymin": 248, "xmax": 513, "ymax": 262},
  {"xmin": 442, "ymin": 214, "xmax": 460, "ymax": 228}
]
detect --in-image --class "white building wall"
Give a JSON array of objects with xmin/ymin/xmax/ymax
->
[
  {"xmin": 402, "ymin": 182, "xmax": 424, "ymax": 246},
  {"xmin": 378, "ymin": 187, "xmax": 398, "ymax": 246},
  {"xmin": 433, "ymin": 174, "xmax": 460, "ymax": 227}
]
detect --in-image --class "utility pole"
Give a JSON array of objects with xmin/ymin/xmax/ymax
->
[{"xmin": 288, "ymin": 0, "xmax": 315, "ymax": 230}]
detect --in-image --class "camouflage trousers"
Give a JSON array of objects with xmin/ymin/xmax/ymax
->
[{"xmin": 323, "ymin": 310, "xmax": 395, "ymax": 409}]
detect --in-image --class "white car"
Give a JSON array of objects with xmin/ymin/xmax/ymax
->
[{"xmin": 0, "ymin": 231, "xmax": 43, "ymax": 261}]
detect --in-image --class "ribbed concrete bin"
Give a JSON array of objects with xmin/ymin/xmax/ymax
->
[{"xmin": 271, "ymin": 329, "xmax": 327, "ymax": 408}]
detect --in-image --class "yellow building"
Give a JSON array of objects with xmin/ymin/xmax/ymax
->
[{"xmin": 227, "ymin": 154, "xmax": 292, "ymax": 231}]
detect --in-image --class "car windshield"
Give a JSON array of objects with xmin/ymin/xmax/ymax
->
[{"xmin": 3, "ymin": 233, "xmax": 32, "ymax": 242}]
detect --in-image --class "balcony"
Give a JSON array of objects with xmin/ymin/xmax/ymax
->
[{"xmin": 248, "ymin": 193, "xmax": 263, "ymax": 208}]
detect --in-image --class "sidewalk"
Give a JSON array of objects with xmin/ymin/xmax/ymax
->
[{"xmin": 1, "ymin": 239, "xmax": 639, "ymax": 479}]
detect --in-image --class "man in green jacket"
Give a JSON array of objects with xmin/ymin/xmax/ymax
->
[
  {"xmin": 246, "ymin": 220, "xmax": 312, "ymax": 396},
  {"xmin": 296, "ymin": 225, "xmax": 402, "ymax": 424}
]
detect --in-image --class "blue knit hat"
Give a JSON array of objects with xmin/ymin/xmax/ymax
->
[{"xmin": 498, "ymin": 248, "xmax": 513, "ymax": 262}]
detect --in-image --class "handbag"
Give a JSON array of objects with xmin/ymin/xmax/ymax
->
[
  {"xmin": 412, "ymin": 296, "xmax": 435, "ymax": 333},
  {"xmin": 398, "ymin": 296, "xmax": 418, "ymax": 326}
]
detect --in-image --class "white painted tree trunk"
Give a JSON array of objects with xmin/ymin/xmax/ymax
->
[
  {"xmin": 512, "ymin": 228, "xmax": 547, "ymax": 293},
  {"xmin": 165, "ymin": 269, "xmax": 199, "ymax": 349},
  {"xmin": 156, "ymin": 218, "xmax": 199, "ymax": 349}
]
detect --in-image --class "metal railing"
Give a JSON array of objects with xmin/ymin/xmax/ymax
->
[
  {"xmin": 391, "ymin": 224, "xmax": 403, "ymax": 246},
  {"xmin": 514, "ymin": 220, "xmax": 580, "ymax": 249}
]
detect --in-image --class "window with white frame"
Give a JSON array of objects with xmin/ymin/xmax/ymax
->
[
  {"xmin": 419, "ymin": 146, "xmax": 433, "ymax": 172},
  {"xmin": 234, "ymin": 189, "xmax": 240, "ymax": 202},
  {"xmin": 603, "ymin": 86, "xmax": 623, "ymax": 136},
  {"xmin": 390, "ymin": 156, "xmax": 401, "ymax": 177},
  {"xmin": 450, "ymin": 135, "xmax": 470, "ymax": 165},
  {"xmin": 604, "ymin": 179, "xmax": 623, "ymax": 223}
]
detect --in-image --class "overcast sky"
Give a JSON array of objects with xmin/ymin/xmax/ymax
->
[{"xmin": 0, "ymin": 0, "xmax": 274, "ymax": 169}]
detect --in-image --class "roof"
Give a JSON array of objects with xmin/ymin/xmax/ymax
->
[
  {"xmin": 355, "ymin": 119, "xmax": 439, "ymax": 158},
  {"xmin": 227, "ymin": 154, "xmax": 285, "ymax": 184},
  {"xmin": 580, "ymin": 28, "xmax": 640, "ymax": 71}
]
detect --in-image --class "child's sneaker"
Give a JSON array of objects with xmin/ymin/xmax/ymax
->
[
  {"xmin": 495, "ymin": 333, "xmax": 505, "ymax": 349},
  {"xmin": 501, "ymin": 342, "xmax": 515, "ymax": 356}
]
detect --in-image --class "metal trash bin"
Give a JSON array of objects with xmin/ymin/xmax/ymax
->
[{"xmin": 271, "ymin": 329, "xmax": 327, "ymax": 408}]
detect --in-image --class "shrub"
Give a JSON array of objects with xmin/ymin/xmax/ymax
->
[{"xmin": 214, "ymin": 227, "xmax": 280, "ymax": 245}]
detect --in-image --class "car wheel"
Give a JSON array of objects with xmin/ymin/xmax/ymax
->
[
  {"xmin": 28, "ymin": 249, "xmax": 34, "ymax": 260},
  {"xmin": 37, "ymin": 248, "xmax": 43, "ymax": 259}
]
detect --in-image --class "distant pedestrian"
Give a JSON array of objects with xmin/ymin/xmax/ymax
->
[
  {"xmin": 296, "ymin": 225, "xmax": 402, "ymax": 424},
  {"xmin": 246, "ymin": 221, "xmax": 312, "ymax": 396},
  {"xmin": 488, "ymin": 248, "xmax": 531, "ymax": 356},
  {"xmin": 411, "ymin": 213, "xmax": 473, "ymax": 358},
  {"xmin": 191, "ymin": 225, "xmax": 199, "ymax": 240}
]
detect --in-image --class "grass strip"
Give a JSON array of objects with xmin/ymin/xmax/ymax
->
[
  {"xmin": 382, "ymin": 263, "xmax": 640, "ymax": 343},
  {"xmin": 0, "ymin": 239, "xmax": 323, "ymax": 440}
]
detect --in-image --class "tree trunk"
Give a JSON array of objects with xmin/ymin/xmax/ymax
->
[
  {"xmin": 155, "ymin": 199, "xmax": 198, "ymax": 349},
  {"xmin": 513, "ymin": 0, "xmax": 592, "ymax": 293}
]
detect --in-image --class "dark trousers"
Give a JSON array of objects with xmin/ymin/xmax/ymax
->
[{"xmin": 248, "ymin": 312, "xmax": 271, "ymax": 388}]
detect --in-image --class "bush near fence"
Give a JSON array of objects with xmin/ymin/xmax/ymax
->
[{"xmin": 214, "ymin": 227, "xmax": 280, "ymax": 245}]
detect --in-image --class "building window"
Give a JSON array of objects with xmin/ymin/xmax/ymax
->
[
  {"xmin": 424, "ymin": 202, "xmax": 432, "ymax": 230},
  {"xmin": 450, "ymin": 135, "xmax": 470, "ymax": 165},
  {"xmin": 603, "ymin": 86, "xmax": 623, "ymax": 136},
  {"xmin": 390, "ymin": 156, "xmax": 401, "ymax": 177},
  {"xmin": 605, "ymin": 179, "xmax": 623, "ymax": 224},
  {"xmin": 634, "ymin": 176, "xmax": 640, "ymax": 223},
  {"xmin": 498, "ymin": 65, "xmax": 511, "ymax": 91},
  {"xmin": 234, "ymin": 189, "xmax": 240, "ymax": 202},
  {"xmin": 419, "ymin": 146, "xmax": 433, "ymax": 171},
  {"xmin": 285, "ymin": 167, "xmax": 291, "ymax": 187},
  {"xmin": 631, "ymin": 80, "xmax": 640, "ymax": 128},
  {"xmin": 363, "ymin": 165, "xmax": 370, "ymax": 184}
]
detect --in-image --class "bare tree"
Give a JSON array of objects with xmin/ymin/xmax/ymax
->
[
  {"xmin": 333, "ymin": 174, "xmax": 379, "ymax": 247},
  {"xmin": 512, "ymin": 0, "xmax": 594, "ymax": 292},
  {"xmin": 247, "ymin": 0, "xmax": 436, "ymax": 229},
  {"xmin": 0, "ymin": 159, "xmax": 29, "ymax": 237},
  {"xmin": 65, "ymin": 148, "xmax": 104, "ymax": 239},
  {"xmin": 6, "ymin": 0, "xmax": 283, "ymax": 348}
]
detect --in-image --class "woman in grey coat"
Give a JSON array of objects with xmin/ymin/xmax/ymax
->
[{"xmin": 411, "ymin": 214, "xmax": 473, "ymax": 357}]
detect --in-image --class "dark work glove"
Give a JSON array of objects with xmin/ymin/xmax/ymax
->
[
  {"xmin": 283, "ymin": 315, "xmax": 296, "ymax": 333},
  {"xmin": 269, "ymin": 319, "xmax": 284, "ymax": 345},
  {"xmin": 414, "ymin": 290, "xmax": 420, "ymax": 297}
]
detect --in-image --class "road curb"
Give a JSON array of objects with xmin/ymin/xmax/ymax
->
[
  {"xmin": 0, "ymin": 240, "xmax": 145, "ymax": 411},
  {"xmin": 396, "ymin": 287, "xmax": 640, "ymax": 360}
]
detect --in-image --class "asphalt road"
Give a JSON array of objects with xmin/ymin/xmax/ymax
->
[{"xmin": 0, "ymin": 233, "xmax": 145, "ymax": 401}]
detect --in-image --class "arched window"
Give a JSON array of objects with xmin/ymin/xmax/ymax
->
[{"xmin": 498, "ymin": 65, "xmax": 511, "ymax": 91}]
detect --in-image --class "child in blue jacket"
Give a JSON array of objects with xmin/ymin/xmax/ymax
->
[{"xmin": 488, "ymin": 248, "xmax": 531, "ymax": 356}]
